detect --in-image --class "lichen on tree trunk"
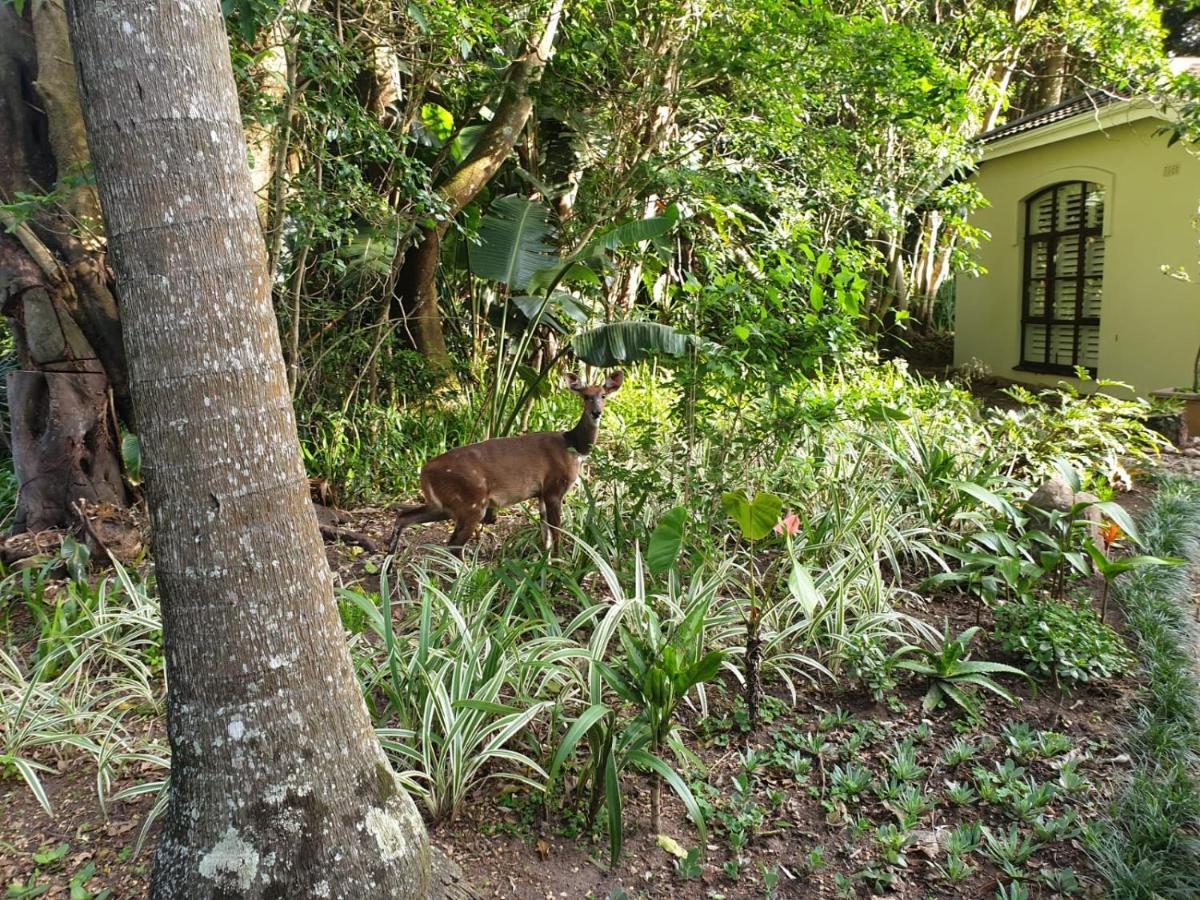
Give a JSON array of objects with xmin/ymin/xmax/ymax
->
[{"xmin": 64, "ymin": 1, "xmax": 430, "ymax": 897}]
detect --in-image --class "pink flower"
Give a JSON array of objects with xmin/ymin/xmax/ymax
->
[{"xmin": 774, "ymin": 511, "xmax": 801, "ymax": 537}]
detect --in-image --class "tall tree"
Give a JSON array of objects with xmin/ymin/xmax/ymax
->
[
  {"xmin": 63, "ymin": 1, "xmax": 430, "ymax": 897},
  {"xmin": 0, "ymin": 1, "xmax": 128, "ymax": 532}
]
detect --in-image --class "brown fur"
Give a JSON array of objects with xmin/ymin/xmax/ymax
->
[{"xmin": 388, "ymin": 371, "xmax": 623, "ymax": 553}]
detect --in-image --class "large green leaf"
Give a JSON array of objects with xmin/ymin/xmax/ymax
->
[
  {"xmin": 121, "ymin": 432, "xmax": 142, "ymax": 484},
  {"xmin": 721, "ymin": 490, "xmax": 783, "ymax": 542},
  {"xmin": 527, "ymin": 205, "xmax": 681, "ymax": 294},
  {"xmin": 450, "ymin": 124, "xmax": 488, "ymax": 164},
  {"xmin": 646, "ymin": 506, "xmax": 686, "ymax": 576},
  {"xmin": 605, "ymin": 750, "xmax": 623, "ymax": 865},
  {"xmin": 469, "ymin": 195, "xmax": 558, "ymax": 291},
  {"xmin": 1091, "ymin": 501, "xmax": 1141, "ymax": 547},
  {"xmin": 585, "ymin": 204, "xmax": 680, "ymax": 255},
  {"xmin": 419, "ymin": 103, "xmax": 455, "ymax": 143},
  {"xmin": 548, "ymin": 704, "xmax": 610, "ymax": 785},
  {"xmin": 787, "ymin": 563, "xmax": 823, "ymax": 619},
  {"xmin": 510, "ymin": 291, "xmax": 592, "ymax": 330},
  {"xmin": 572, "ymin": 321, "xmax": 704, "ymax": 367}
]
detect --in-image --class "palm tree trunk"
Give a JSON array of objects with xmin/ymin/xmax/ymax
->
[{"xmin": 65, "ymin": 2, "xmax": 430, "ymax": 896}]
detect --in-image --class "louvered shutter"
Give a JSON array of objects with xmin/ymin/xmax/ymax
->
[{"xmin": 1021, "ymin": 182, "xmax": 1104, "ymax": 375}]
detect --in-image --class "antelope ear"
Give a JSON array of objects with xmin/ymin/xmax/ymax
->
[
  {"xmin": 602, "ymin": 370, "xmax": 624, "ymax": 394},
  {"xmin": 563, "ymin": 372, "xmax": 585, "ymax": 393}
]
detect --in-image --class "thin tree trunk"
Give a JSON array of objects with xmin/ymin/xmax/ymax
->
[
  {"xmin": 611, "ymin": 194, "xmax": 662, "ymax": 312},
  {"xmin": 394, "ymin": 0, "xmax": 564, "ymax": 376},
  {"xmin": 1036, "ymin": 43, "xmax": 1069, "ymax": 109},
  {"xmin": 982, "ymin": 0, "xmax": 1040, "ymax": 131},
  {"xmin": 65, "ymin": 3, "xmax": 430, "ymax": 898},
  {"xmin": 245, "ymin": 2, "xmax": 311, "ymax": 230}
]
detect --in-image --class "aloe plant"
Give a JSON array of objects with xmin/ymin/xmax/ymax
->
[{"xmin": 893, "ymin": 624, "xmax": 1028, "ymax": 718}]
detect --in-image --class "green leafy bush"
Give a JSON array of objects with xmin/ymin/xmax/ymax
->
[
  {"xmin": 994, "ymin": 595, "xmax": 1134, "ymax": 686},
  {"xmin": 893, "ymin": 624, "xmax": 1027, "ymax": 717},
  {"xmin": 988, "ymin": 374, "xmax": 1166, "ymax": 485}
]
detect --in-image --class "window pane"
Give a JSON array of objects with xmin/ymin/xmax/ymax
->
[
  {"xmin": 1052, "ymin": 279, "xmax": 1078, "ymax": 319},
  {"xmin": 1026, "ymin": 279, "xmax": 1046, "ymax": 317},
  {"xmin": 1023, "ymin": 323, "xmax": 1047, "ymax": 362},
  {"xmin": 1083, "ymin": 236, "xmax": 1104, "ymax": 279},
  {"xmin": 1082, "ymin": 277, "xmax": 1102, "ymax": 319},
  {"xmin": 1029, "ymin": 190, "xmax": 1055, "ymax": 236},
  {"xmin": 1028, "ymin": 240, "xmax": 1049, "ymax": 279},
  {"xmin": 1054, "ymin": 235, "xmax": 1081, "ymax": 279},
  {"xmin": 1084, "ymin": 188, "xmax": 1104, "ymax": 229},
  {"xmin": 1079, "ymin": 325, "xmax": 1100, "ymax": 368},
  {"xmin": 1048, "ymin": 324, "xmax": 1076, "ymax": 367},
  {"xmin": 1055, "ymin": 183, "xmax": 1085, "ymax": 231}
]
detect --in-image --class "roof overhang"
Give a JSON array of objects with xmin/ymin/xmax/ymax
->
[{"xmin": 979, "ymin": 98, "xmax": 1175, "ymax": 162}]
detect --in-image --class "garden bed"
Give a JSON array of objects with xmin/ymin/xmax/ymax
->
[
  {"xmin": 2, "ymin": 484, "xmax": 1193, "ymax": 900},
  {"xmin": 4, "ymin": 361, "xmax": 1199, "ymax": 899}
]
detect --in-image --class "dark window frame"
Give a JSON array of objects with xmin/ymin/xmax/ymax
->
[{"xmin": 1017, "ymin": 181, "xmax": 1103, "ymax": 378}]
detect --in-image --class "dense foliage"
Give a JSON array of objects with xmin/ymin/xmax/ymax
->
[
  {"xmin": 5, "ymin": 0, "xmax": 1200, "ymax": 895},
  {"xmin": 201, "ymin": 0, "xmax": 1177, "ymax": 485}
]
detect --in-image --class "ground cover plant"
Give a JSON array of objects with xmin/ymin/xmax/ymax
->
[
  {"xmin": 1086, "ymin": 475, "xmax": 1200, "ymax": 900},
  {"xmin": 3, "ymin": 349, "xmax": 1194, "ymax": 897}
]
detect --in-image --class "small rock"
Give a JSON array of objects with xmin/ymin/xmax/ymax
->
[
  {"xmin": 910, "ymin": 828, "xmax": 948, "ymax": 858},
  {"xmin": 1026, "ymin": 476, "xmax": 1102, "ymax": 542}
]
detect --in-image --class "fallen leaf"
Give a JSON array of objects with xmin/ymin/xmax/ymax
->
[{"xmin": 655, "ymin": 834, "xmax": 687, "ymax": 859}]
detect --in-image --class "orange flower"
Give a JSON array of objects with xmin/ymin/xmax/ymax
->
[{"xmin": 1100, "ymin": 520, "xmax": 1123, "ymax": 547}]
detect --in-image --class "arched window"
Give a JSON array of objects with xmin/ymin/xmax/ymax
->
[{"xmin": 1020, "ymin": 181, "xmax": 1105, "ymax": 375}]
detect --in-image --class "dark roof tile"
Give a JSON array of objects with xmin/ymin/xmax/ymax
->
[{"xmin": 977, "ymin": 90, "xmax": 1126, "ymax": 145}]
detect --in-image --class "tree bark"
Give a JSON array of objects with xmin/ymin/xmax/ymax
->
[
  {"xmin": 394, "ymin": 0, "xmax": 563, "ymax": 376},
  {"xmin": 0, "ymin": 229, "xmax": 126, "ymax": 532},
  {"xmin": 0, "ymin": 1, "xmax": 131, "ymax": 532},
  {"xmin": 64, "ymin": 2, "xmax": 430, "ymax": 897},
  {"xmin": 1035, "ymin": 43, "xmax": 1069, "ymax": 110},
  {"xmin": 7, "ymin": 369, "xmax": 123, "ymax": 532},
  {"xmin": 3, "ymin": 0, "xmax": 131, "ymax": 415}
]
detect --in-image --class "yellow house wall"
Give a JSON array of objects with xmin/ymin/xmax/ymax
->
[{"xmin": 954, "ymin": 111, "xmax": 1200, "ymax": 397}]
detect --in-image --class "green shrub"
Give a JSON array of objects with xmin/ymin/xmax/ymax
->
[
  {"xmin": 994, "ymin": 595, "xmax": 1134, "ymax": 686},
  {"xmin": 988, "ymin": 374, "xmax": 1165, "ymax": 485}
]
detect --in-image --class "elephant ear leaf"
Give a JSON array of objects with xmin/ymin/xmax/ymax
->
[
  {"xmin": 571, "ymin": 321, "xmax": 705, "ymax": 367},
  {"xmin": 646, "ymin": 506, "xmax": 687, "ymax": 576},
  {"xmin": 469, "ymin": 195, "xmax": 558, "ymax": 291}
]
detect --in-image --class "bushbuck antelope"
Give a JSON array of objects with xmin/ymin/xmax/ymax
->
[{"xmin": 388, "ymin": 370, "xmax": 623, "ymax": 553}]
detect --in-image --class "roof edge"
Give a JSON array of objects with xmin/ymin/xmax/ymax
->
[{"xmin": 977, "ymin": 97, "xmax": 1173, "ymax": 162}]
